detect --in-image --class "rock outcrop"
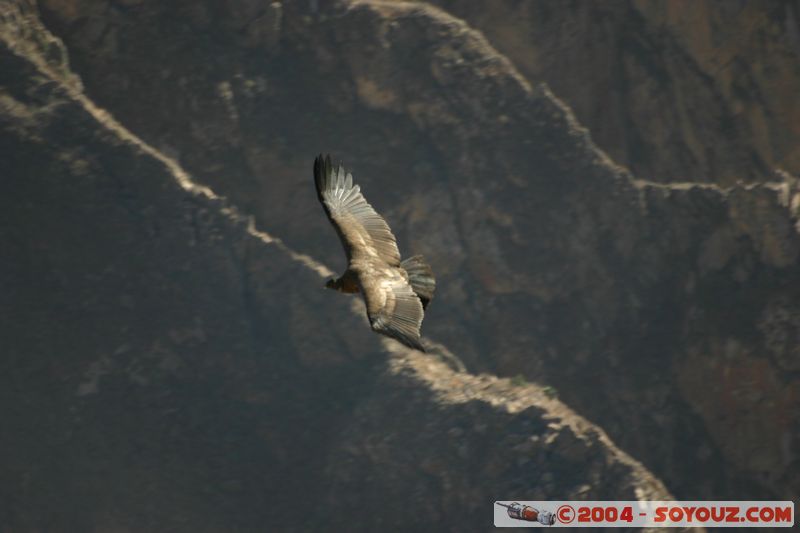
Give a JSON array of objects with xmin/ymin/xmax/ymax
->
[{"xmin": 323, "ymin": 351, "xmax": 673, "ymax": 532}]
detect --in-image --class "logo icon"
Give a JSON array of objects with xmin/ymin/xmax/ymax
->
[
  {"xmin": 556, "ymin": 504, "xmax": 575, "ymax": 524},
  {"xmin": 496, "ymin": 502, "xmax": 556, "ymax": 525}
]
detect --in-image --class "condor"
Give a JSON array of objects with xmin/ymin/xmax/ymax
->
[{"xmin": 314, "ymin": 154, "xmax": 435, "ymax": 351}]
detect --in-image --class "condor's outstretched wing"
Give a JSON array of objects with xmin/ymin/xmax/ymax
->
[
  {"xmin": 314, "ymin": 154, "xmax": 401, "ymax": 266},
  {"xmin": 364, "ymin": 272, "xmax": 426, "ymax": 352}
]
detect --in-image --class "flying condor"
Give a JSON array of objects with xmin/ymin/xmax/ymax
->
[{"xmin": 314, "ymin": 154, "xmax": 435, "ymax": 351}]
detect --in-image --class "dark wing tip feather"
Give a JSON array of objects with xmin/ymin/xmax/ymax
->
[
  {"xmin": 372, "ymin": 319, "xmax": 426, "ymax": 352},
  {"xmin": 314, "ymin": 153, "xmax": 331, "ymax": 204},
  {"xmin": 314, "ymin": 153, "xmax": 348, "ymax": 201},
  {"xmin": 403, "ymin": 336, "xmax": 426, "ymax": 353}
]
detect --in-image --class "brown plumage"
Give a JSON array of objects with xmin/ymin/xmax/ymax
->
[{"xmin": 314, "ymin": 154, "xmax": 435, "ymax": 351}]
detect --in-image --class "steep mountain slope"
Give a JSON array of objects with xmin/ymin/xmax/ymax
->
[
  {"xmin": 426, "ymin": 0, "xmax": 800, "ymax": 185},
  {"xmin": 6, "ymin": 0, "xmax": 798, "ymax": 511},
  {"xmin": 1, "ymin": 2, "xmax": 680, "ymax": 531}
]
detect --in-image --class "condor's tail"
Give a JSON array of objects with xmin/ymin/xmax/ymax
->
[{"xmin": 401, "ymin": 255, "xmax": 435, "ymax": 310}]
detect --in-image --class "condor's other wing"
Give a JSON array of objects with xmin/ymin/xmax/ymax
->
[{"xmin": 314, "ymin": 154, "xmax": 401, "ymax": 266}]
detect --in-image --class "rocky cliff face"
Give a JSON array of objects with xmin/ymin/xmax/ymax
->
[
  {"xmin": 1, "ymin": 2, "xmax": 680, "ymax": 531},
  {"xmin": 427, "ymin": 0, "xmax": 800, "ymax": 185},
  {"xmin": 2, "ymin": 0, "xmax": 798, "ymax": 529}
]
